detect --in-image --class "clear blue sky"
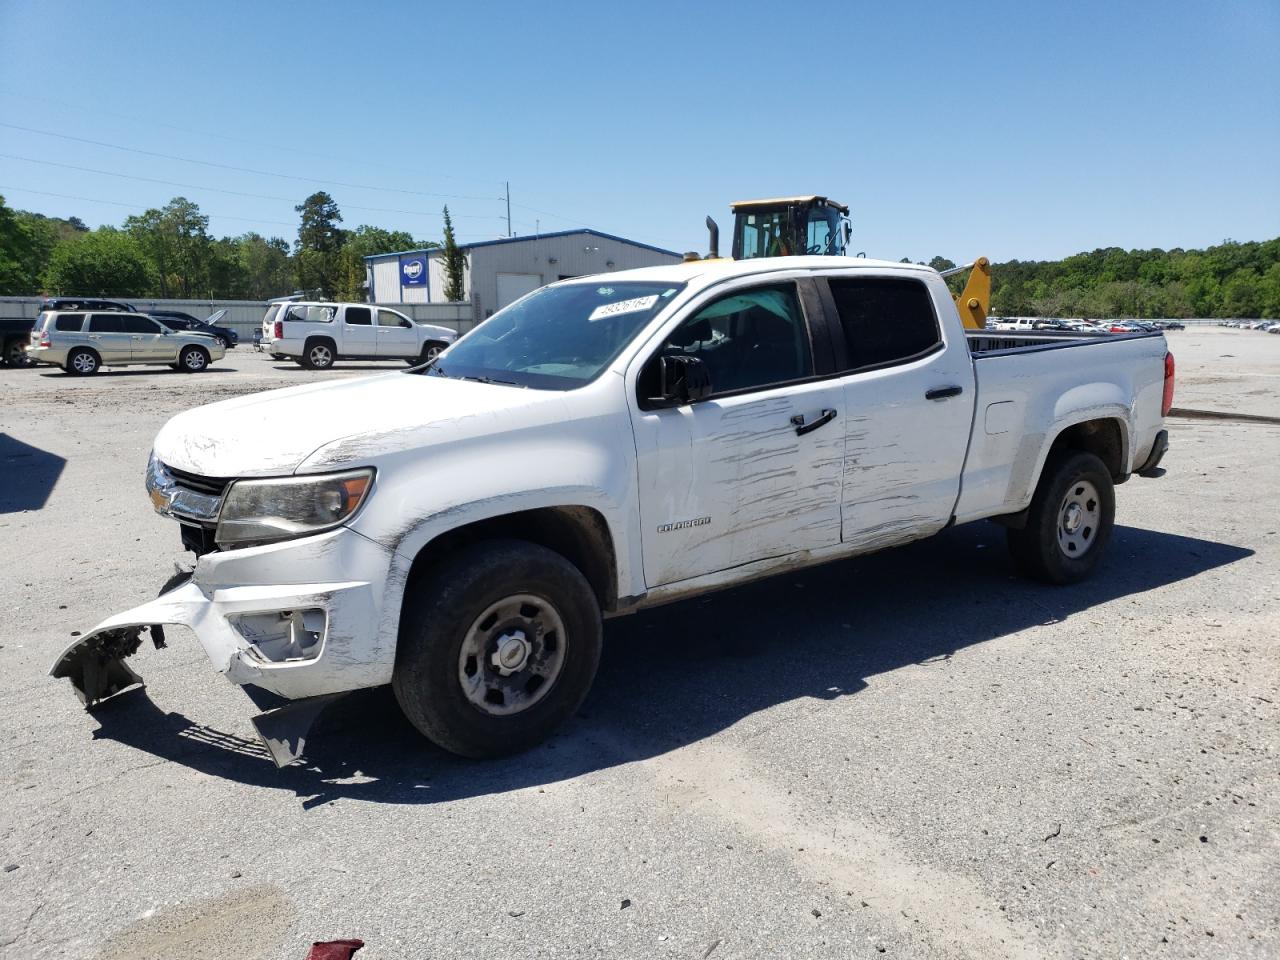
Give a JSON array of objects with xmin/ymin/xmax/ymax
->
[{"xmin": 1, "ymin": 0, "xmax": 1276, "ymax": 262}]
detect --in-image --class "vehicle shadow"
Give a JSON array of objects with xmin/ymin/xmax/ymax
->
[
  {"xmin": 0, "ymin": 433, "xmax": 67, "ymax": 513},
  {"xmin": 269, "ymin": 363, "xmax": 410, "ymax": 372},
  {"xmin": 37, "ymin": 368, "xmax": 236, "ymax": 378},
  {"xmin": 89, "ymin": 522, "xmax": 1253, "ymax": 807}
]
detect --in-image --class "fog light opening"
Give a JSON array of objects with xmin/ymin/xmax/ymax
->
[{"xmin": 232, "ymin": 608, "xmax": 328, "ymax": 664}]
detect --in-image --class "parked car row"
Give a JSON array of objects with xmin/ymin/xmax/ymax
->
[
  {"xmin": 988, "ymin": 317, "xmax": 1185, "ymax": 334},
  {"xmin": 1219, "ymin": 319, "xmax": 1280, "ymax": 332},
  {"xmin": 4, "ymin": 296, "xmax": 467, "ymax": 374}
]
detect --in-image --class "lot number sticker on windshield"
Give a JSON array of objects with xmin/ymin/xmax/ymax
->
[{"xmin": 588, "ymin": 295, "xmax": 659, "ymax": 322}]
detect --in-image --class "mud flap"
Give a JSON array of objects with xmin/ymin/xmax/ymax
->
[{"xmin": 251, "ymin": 692, "xmax": 350, "ymax": 768}]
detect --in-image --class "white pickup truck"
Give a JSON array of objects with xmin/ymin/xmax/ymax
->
[
  {"xmin": 54, "ymin": 256, "xmax": 1173, "ymax": 765},
  {"xmin": 266, "ymin": 301, "xmax": 458, "ymax": 369}
]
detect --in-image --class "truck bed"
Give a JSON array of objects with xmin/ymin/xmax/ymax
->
[{"xmin": 966, "ymin": 329, "xmax": 1158, "ymax": 355}]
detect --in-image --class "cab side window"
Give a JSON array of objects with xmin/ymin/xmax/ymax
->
[
  {"xmin": 345, "ymin": 307, "xmax": 372, "ymax": 326},
  {"xmin": 87, "ymin": 314, "xmax": 124, "ymax": 333},
  {"xmin": 122, "ymin": 316, "xmax": 161, "ymax": 334},
  {"xmin": 376, "ymin": 309, "xmax": 411, "ymax": 328},
  {"xmin": 643, "ymin": 284, "xmax": 812, "ymax": 399},
  {"xmin": 827, "ymin": 277, "xmax": 941, "ymax": 372}
]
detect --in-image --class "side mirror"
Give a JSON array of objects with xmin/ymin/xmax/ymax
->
[{"xmin": 655, "ymin": 354, "xmax": 712, "ymax": 406}]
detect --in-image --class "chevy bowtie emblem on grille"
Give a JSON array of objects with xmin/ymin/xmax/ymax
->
[{"xmin": 657, "ymin": 517, "xmax": 711, "ymax": 533}]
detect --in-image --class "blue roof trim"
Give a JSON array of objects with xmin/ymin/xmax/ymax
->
[{"xmin": 363, "ymin": 228, "xmax": 680, "ymax": 261}]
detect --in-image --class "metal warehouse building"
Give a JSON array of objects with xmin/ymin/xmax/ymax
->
[{"xmin": 365, "ymin": 228, "xmax": 682, "ymax": 324}]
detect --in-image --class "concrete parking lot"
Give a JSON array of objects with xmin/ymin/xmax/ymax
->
[{"xmin": 1, "ymin": 329, "xmax": 1277, "ymax": 959}]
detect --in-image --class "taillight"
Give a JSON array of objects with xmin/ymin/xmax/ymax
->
[
  {"xmin": 1161, "ymin": 351, "xmax": 1175, "ymax": 416},
  {"xmin": 39, "ymin": 331, "xmax": 51, "ymax": 347},
  {"xmin": 273, "ymin": 320, "xmax": 283, "ymax": 339}
]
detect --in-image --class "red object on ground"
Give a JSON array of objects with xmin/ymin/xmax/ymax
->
[{"xmin": 306, "ymin": 939, "xmax": 364, "ymax": 960}]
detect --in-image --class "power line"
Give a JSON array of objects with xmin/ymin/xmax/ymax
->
[
  {"xmin": 0, "ymin": 88, "xmax": 503, "ymax": 190},
  {"xmin": 0, "ymin": 184, "xmax": 297, "ymax": 227},
  {"xmin": 0, "ymin": 120, "xmax": 503, "ymax": 202},
  {"xmin": 0, "ymin": 152, "xmax": 507, "ymax": 220}
]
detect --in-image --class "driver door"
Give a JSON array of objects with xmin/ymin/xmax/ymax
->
[
  {"xmin": 630, "ymin": 281, "xmax": 845, "ymax": 587},
  {"xmin": 375, "ymin": 308, "xmax": 419, "ymax": 358}
]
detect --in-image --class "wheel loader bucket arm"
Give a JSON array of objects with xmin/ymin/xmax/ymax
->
[{"xmin": 947, "ymin": 256, "xmax": 991, "ymax": 330}]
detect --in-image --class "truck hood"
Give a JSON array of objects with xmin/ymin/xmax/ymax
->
[{"xmin": 153, "ymin": 372, "xmax": 566, "ymax": 477}]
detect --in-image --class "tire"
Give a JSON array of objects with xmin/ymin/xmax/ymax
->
[
  {"xmin": 66, "ymin": 348, "xmax": 100, "ymax": 376},
  {"xmin": 393, "ymin": 539, "xmax": 602, "ymax": 758},
  {"xmin": 412, "ymin": 340, "xmax": 448, "ymax": 366},
  {"xmin": 178, "ymin": 345, "xmax": 210, "ymax": 373},
  {"xmin": 216, "ymin": 336, "xmax": 230, "ymax": 349},
  {"xmin": 302, "ymin": 339, "xmax": 335, "ymax": 370},
  {"xmin": 1007, "ymin": 450, "xmax": 1115, "ymax": 585},
  {"xmin": 4, "ymin": 337, "xmax": 28, "ymax": 367}
]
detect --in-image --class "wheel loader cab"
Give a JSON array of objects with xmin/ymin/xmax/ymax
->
[{"xmin": 730, "ymin": 196, "xmax": 850, "ymax": 259}]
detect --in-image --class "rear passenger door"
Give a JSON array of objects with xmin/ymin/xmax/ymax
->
[
  {"xmin": 85, "ymin": 313, "xmax": 131, "ymax": 364},
  {"xmin": 122, "ymin": 315, "xmax": 173, "ymax": 362},
  {"xmin": 374, "ymin": 308, "xmax": 419, "ymax": 358},
  {"xmin": 821, "ymin": 274, "xmax": 975, "ymax": 550},
  {"xmin": 340, "ymin": 306, "xmax": 377, "ymax": 356}
]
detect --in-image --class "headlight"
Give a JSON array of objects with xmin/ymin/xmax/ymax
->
[{"xmin": 215, "ymin": 469, "xmax": 374, "ymax": 547}]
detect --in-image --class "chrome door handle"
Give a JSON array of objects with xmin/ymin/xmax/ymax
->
[{"xmin": 791, "ymin": 408, "xmax": 837, "ymax": 436}]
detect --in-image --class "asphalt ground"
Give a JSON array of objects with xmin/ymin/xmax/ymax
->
[{"xmin": 0, "ymin": 328, "xmax": 1277, "ymax": 959}]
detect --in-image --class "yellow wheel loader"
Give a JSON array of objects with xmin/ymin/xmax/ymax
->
[{"xmin": 703, "ymin": 196, "xmax": 991, "ymax": 329}]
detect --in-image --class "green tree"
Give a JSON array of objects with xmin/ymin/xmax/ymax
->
[
  {"xmin": 0, "ymin": 195, "xmax": 61, "ymax": 295},
  {"xmin": 236, "ymin": 233, "xmax": 294, "ymax": 300},
  {"xmin": 125, "ymin": 197, "xmax": 211, "ymax": 298},
  {"xmin": 42, "ymin": 229, "xmax": 153, "ymax": 296},
  {"xmin": 294, "ymin": 192, "xmax": 346, "ymax": 297},
  {"xmin": 440, "ymin": 206, "xmax": 466, "ymax": 302}
]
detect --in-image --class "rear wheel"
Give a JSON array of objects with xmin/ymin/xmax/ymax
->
[
  {"xmin": 1007, "ymin": 450, "xmax": 1115, "ymax": 584},
  {"xmin": 302, "ymin": 340, "xmax": 335, "ymax": 370},
  {"xmin": 393, "ymin": 539, "xmax": 602, "ymax": 758},
  {"xmin": 4, "ymin": 338, "xmax": 28, "ymax": 367},
  {"xmin": 179, "ymin": 345, "xmax": 210, "ymax": 372},
  {"xmin": 66, "ymin": 348, "xmax": 100, "ymax": 376}
]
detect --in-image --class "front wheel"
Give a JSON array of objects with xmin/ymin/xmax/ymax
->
[
  {"xmin": 393, "ymin": 539, "xmax": 602, "ymax": 758},
  {"xmin": 416, "ymin": 340, "xmax": 448, "ymax": 366},
  {"xmin": 178, "ymin": 345, "xmax": 210, "ymax": 372},
  {"xmin": 1007, "ymin": 450, "xmax": 1115, "ymax": 584}
]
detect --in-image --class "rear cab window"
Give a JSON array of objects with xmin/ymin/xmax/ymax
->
[{"xmin": 826, "ymin": 276, "xmax": 942, "ymax": 372}]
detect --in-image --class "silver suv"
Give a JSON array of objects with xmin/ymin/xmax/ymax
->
[{"xmin": 27, "ymin": 310, "xmax": 227, "ymax": 375}]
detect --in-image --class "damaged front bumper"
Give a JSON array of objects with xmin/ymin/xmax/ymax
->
[{"xmin": 50, "ymin": 526, "xmax": 399, "ymax": 765}]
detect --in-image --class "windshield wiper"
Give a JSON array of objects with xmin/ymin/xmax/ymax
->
[{"xmin": 460, "ymin": 374, "xmax": 522, "ymax": 387}]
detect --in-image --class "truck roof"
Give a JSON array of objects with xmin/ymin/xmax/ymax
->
[{"xmin": 559, "ymin": 255, "xmax": 933, "ymax": 292}]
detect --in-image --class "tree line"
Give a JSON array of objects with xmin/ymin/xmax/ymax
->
[
  {"xmin": 0, "ymin": 191, "xmax": 470, "ymax": 303},
  {"xmin": 925, "ymin": 238, "xmax": 1280, "ymax": 319},
  {"xmin": 3, "ymin": 192, "xmax": 1276, "ymax": 316}
]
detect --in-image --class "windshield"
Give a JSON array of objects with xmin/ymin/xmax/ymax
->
[{"xmin": 427, "ymin": 281, "xmax": 684, "ymax": 389}]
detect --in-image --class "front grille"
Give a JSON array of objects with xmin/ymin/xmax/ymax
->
[{"xmin": 166, "ymin": 464, "xmax": 234, "ymax": 498}]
